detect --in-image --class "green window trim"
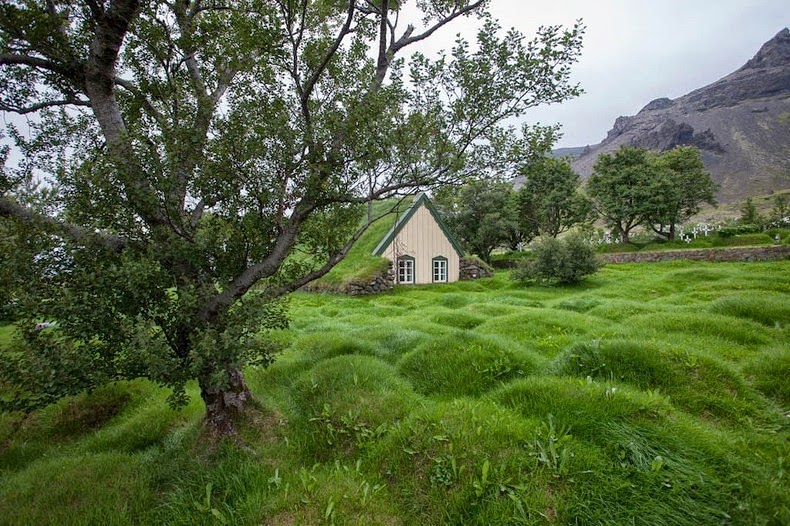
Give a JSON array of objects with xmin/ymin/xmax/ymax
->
[
  {"xmin": 397, "ymin": 255, "xmax": 415, "ymax": 285},
  {"xmin": 432, "ymin": 256, "xmax": 448, "ymax": 283}
]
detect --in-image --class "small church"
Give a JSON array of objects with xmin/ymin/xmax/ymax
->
[{"xmin": 372, "ymin": 193, "xmax": 465, "ymax": 284}]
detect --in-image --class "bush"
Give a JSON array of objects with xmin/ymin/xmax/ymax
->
[
  {"xmin": 716, "ymin": 224, "xmax": 761, "ymax": 237},
  {"xmin": 512, "ymin": 234, "xmax": 600, "ymax": 285}
]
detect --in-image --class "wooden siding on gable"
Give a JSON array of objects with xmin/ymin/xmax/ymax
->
[{"xmin": 379, "ymin": 203, "xmax": 460, "ymax": 284}]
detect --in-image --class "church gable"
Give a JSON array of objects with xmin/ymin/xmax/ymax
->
[{"xmin": 373, "ymin": 194, "xmax": 463, "ymax": 284}]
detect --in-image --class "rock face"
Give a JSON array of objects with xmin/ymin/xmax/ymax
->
[{"xmin": 570, "ymin": 28, "xmax": 790, "ymax": 203}]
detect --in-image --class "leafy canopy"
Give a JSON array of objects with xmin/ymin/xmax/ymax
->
[
  {"xmin": 646, "ymin": 146, "xmax": 717, "ymax": 240},
  {"xmin": 0, "ymin": 0, "xmax": 584, "ymax": 429},
  {"xmin": 518, "ymin": 156, "xmax": 591, "ymax": 238},
  {"xmin": 587, "ymin": 146, "xmax": 656, "ymax": 243},
  {"xmin": 588, "ymin": 145, "xmax": 716, "ymax": 242},
  {"xmin": 435, "ymin": 179, "xmax": 519, "ymax": 264}
]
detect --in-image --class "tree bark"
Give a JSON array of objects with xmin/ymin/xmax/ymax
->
[
  {"xmin": 615, "ymin": 224, "xmax": 629, "ymax": 244},
  {"xmin": 199, "ymin": 368, "xmax": 252, "ymax": 439}
]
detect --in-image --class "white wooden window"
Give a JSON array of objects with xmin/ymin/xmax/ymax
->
[
  {"xmin": 397, "ymin": 257, "xmax": 415, "ymax": 284},
  {"xmin": 432, "ymin": 257, "xmax": 448, "ymax": 283}
]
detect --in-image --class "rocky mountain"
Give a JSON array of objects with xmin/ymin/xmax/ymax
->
[{"xmin": 568, "ymin": 28, "xmax": 790, "ymax": 203}]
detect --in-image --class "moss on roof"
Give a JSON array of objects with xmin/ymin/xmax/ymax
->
[{"xmin": 309, "ymin": 197, "xmax": 414, "ymax": 289}]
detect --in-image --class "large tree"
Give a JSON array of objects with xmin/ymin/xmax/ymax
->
[
  {"xmin": 435, "ymin": 178, "xmax": 518, "ymax": 263},
  {"xmin": 0, "ymin": 0, "xmax": 583, "ymax": 437},
  {"xmin": 587, "ymin": 145, "xmax": 656, "ymax": 243},
  {"xmin": 646, "ymin": 146, "xmax": 717, "ymax": 240},
  {"xmin": 517, "ymin": 156, "xmax": 591, "ymax": 238}
]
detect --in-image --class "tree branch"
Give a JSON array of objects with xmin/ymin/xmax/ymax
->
[
  {"xmin": 0, "ymin": 197, "xmax": 129, "ymax": 252},
  {"xmin": 265, "ymin": 206, "xmax": 401, "ymax": 297},
  {"xmin": 82, "ymin": 0, "xmax": 168, "ymax": 229},
  {"xmin": 0, "ymin": 98, "xmax": 91, "ymax": 115},
  {"xmin": 0, "ymin": 53, "xmax": 70, "ymax": 77},
  {"xmin": 114, "ymin": 77, "xmax": 168, "ymax": 129},
  {"xmin": 391, "ymin": 1, "xmax": 485, "ymax": 53},
  {"xmin": 374, "ymin": 0, "xmax": 389, "ymax": 85},
  {"xmin": 198, "ymin": 197, "xmax": 323, "ymax": 323},
  {"xmin": 300, "ymin": 1, "xmax": 355, "ymax": 105}
]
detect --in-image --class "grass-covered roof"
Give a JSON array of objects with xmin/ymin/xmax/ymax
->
[{"xmin": 309, "ymin": 197, "xmax": 415, "ymax": 289}]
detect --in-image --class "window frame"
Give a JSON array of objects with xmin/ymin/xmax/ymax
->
[
  {"xmin": 397, "ymin": 255, "xmax": 415, "ymax": 285},
  {"xmin": 432, "ymin": 256, "xmax": 448, "ymax": 283}
]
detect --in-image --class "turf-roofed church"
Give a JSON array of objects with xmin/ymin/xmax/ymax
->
[{"xmin": 372, "ymin": 193, "xmax": 464, "ymax": 284}]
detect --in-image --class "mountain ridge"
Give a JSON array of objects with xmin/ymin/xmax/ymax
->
[{"xmin": 551, "ymin": 28, "xmax": 790, "ymax": 203}]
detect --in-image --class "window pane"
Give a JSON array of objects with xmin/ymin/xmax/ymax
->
[
  {"xmin": 398, "ymin": 259, "xmax": 414, "ymax": 284},
  {"xmin": 433, "ymin": 259, "xmax": 447, "ymax": 282}
]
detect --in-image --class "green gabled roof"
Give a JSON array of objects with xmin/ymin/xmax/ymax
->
[{"xmin": 372, "ymin": 193, "xmax": 465, "ymax": 258}]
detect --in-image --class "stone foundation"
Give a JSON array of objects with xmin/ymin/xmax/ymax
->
[
  {"xmin": 459, "ymin": 257, "xmax": 494, "ymax": 280},
  {"xmin": 302, "ymin": 263, "xmax": 395, "ymax": 296},
  {"xmin": 598, "ymin": 245, "xmax": 790, "ymax": 264},
  {"xmin": 345, "ymin": 264, "xmax": 396, "ymax": 296}
]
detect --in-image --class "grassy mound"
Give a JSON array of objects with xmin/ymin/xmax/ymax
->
[
  {"xmin": 397, "ymin": 332, "xmax": 540, "ymax": 398},
  {"xmin": 290, "ymin": 355, "xmax": 420, "ymax": 460},
  {"xmin": 308, "ymin": 198, "xmax": 413, "ymax": 290},
  {"xmin": 1, "ymin": 260, "xmax": 789, "ymax": 524},
  {"xmin": 710, "ymin": 293, "xmax": 790, "ymax": 327},
  {"xmin": 744, "ymin": 345, "xmax": 790, "ymax": 406},
  {"xmin": 552, "ymin": 340, "xmax": 774, "ymax": 426}
]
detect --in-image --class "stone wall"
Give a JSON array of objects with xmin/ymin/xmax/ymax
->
[
  {"xmin": 302, "ymin": 263, "xmax": 395, "ymax": 296},
  {"xmin": 459, "ymin": 257, "xmax": 494, "ymax": 280},
  {"xmin": 598, "ymin": 245, "xmax": 790, "ymax": 264},
  {"xmin": 345, "ymin": 264, "xmax": 396, "ymax": 296}
]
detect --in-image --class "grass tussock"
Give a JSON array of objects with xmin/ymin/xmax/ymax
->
[
  {"xmin": 744, "ymin": 345, "xmax": 790, "ymax": 406},
  {"xmin": 398, "ymin": 332, "xmax": 540, "ymax": 398},
  {"xmin": 1, "ymin": 260, "xmax": 789, "ymax": 524},
  {"xmin": 710, "ymin": 293, "xmax": 790, "ymax": 327},
  {"xmin": 552, "ymin": 340, "xmax": 775, "ymax": 426}
]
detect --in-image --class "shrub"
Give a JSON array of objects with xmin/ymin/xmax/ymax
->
[
  {"xmin": 716, "ymin": 224, "xmax": 761, "ymax": 237},
  {"xmin": 511, "ymin": 234, "xmax": 600, "ymax": 285}
]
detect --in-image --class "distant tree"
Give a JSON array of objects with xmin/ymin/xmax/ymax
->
[
  {"xmin": 645, "ymin": 146, "xmax": 717, "ymax": 240},
  {"xmin": 438, "ymin": 180, "xmax": 519, "ymax": 264},
  {"xmin": 587, "ymin": 146, "xmax": 656, "ymax": 243},
  {"xmin": 505, "ymin": 189, "xmax": 531, "ymax": 250},
  {"xmin": 739, "ymin": 198, "xmax": 763, "ymax": 226},
  {"xmin": 769, "ymin": 195, "xmax": 789, "ymax": 225},
  {"xmin": 517, "ymin": 157, "xmax": 591, "ymax": 238},
  {"xmin": 515, "ymin": 187, "xmax": 541, "ymax": 248}
]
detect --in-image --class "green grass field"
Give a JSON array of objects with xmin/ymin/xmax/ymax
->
[{"xmin": 1, "ymin": 260, "xmax": 788, "ymax": 525}]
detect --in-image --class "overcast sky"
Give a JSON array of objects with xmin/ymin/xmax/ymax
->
[
  {"xmin": 2, "ymin": 1, "xmax": 786, "ymax": 158},
  {"xmin": 410, "ymin": 0, "xmax": 789, "ymax": 148}
]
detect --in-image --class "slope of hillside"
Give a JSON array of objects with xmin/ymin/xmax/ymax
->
[{"xmin": 570, "ymin": 28, "xmax": 790, "ymax": 203}]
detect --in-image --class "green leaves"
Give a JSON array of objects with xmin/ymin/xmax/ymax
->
[
  {"xmin": 436, "ymin": 179, "xmax": 519, "ymax": 263},
  {"xmin": 588, "ymin": 145, "xmax": 717, "ymax": 242},
  {"xmin": 512, "ymin": 233, "xmax": 600, "ymax": 285},
  {"xmin": 518, "ymin": 156, "xmax": 591, "ymax": 238}
]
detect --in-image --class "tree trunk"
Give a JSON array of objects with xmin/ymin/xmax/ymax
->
[
  {"xmin": 199, "ymin": 368, "xmax": 252, "ymax": 439},
  {"xmin": 668, "ymin": 223, "xmax": 676, "ymax": 241},
  {"xmin": 619, "ymin": 226, "xmax": 629, "ymax": 244},
  {"xmin": 651, "ymin": 224, "xmax": 670, "ymax": 240}
]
